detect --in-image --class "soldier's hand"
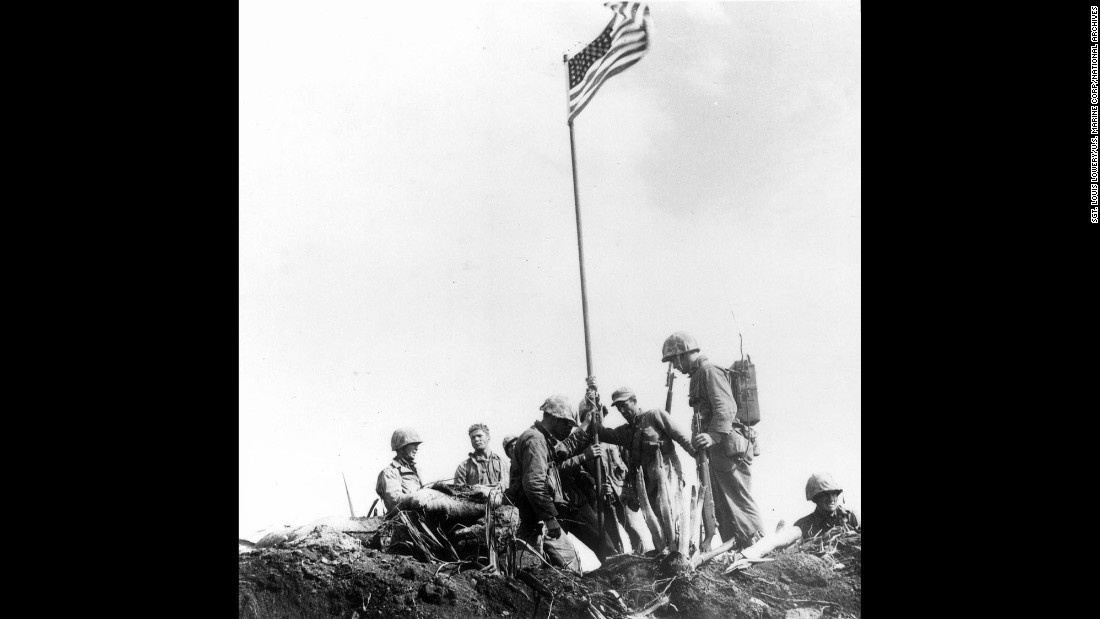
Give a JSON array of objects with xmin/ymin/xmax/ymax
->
[
  {"xmin": 544, "ymin": 518, "xmax": 562, "ymax": 539},
  {"xmin": 586, "ymin": 376, "xmax": 598, "ymax": 391},
  {"xmin": 584, "ymin": 444, "xmax": 604, "ymax": 461},
  {"xmin": 692, "ymin": 433, "xmax": 716, "ymax": 449},
  {"xmin": 602, "ymin": 482, "xmax": 614, "ymax": 497}
]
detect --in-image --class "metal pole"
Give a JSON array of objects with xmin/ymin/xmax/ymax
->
[
  {"xmin": 564, "ymin": 55, "xmax": 594, "ymax": 378},
  {"xmin": 565, "ymin": 54, "xmax": 604, "ymax": 560}
]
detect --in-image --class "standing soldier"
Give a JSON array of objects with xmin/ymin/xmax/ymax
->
[
  {"xmin": 584, "ymin": 383, "xmax": 696, "ymax": 553},
  {"xmin": 376, "ymin": 427, "xmax": 424, "ymax": 513},
  {"xmin": 794, "ymin": 473, "xmax": 860, "ymax": 539},
  {"xmin": 506, "ymin": 395, "xmax": 601, "ymax": 572},
  {"xmin": 663, "ymin": 331, "xmax": 766, "ymax": 550},
  {"xmin": 453, "ymin": 423, "xmax": 506, "ymax": 500}
]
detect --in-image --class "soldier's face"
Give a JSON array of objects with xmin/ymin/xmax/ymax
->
[
  {"xmin": 814, "ymin": 491, "xmax": 841, "ymax": 515},
  {"xmin": 672, "ymin": 353, "xmax": 691, "ymax": 375},
  {"xmin": 399, "ymin": 443, "xmax": 420, "ymax": 462},
  {"xmin": 469, "ymin": 430, "xmax": 489, "ymax": 451},
  {"xmin": 613, "ymin": 400, "xmax": 637, "ymax": 421},
  {"xmin": 548, "ymin": 418, "xmax": 574, "ymax": 440}
]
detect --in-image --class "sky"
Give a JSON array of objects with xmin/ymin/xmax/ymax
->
[{"xmin": 239, "ymin": 0, "xmax": 861, "ymax": 542}]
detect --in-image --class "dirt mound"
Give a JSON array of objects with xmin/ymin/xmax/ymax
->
[{"xmin": 239, "ymin": 525, "xmax": 860, "ymax": 618}]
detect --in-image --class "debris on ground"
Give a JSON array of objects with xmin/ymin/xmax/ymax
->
[{"xmin": 239, "ymin": 490, "xmax": 860, "ymax": 618}]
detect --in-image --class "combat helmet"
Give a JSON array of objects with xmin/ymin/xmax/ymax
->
[
  {"xmin": 805, "ymin": 472, "xmax": 842, "ymax": 501},
  {"xmin": 661, "ymin": 331, "xmax": 700, "ymax": 362},
  {"xmin": 539, "ymin": 395, "xmax": 577, "ymax": 426},
  {"xmin": 390, "ymin": 427, "xmax": 423, "ymax": 451}
]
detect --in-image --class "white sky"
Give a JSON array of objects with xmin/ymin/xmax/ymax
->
[{"xmin": 239, "ymin": 0, "xmax": 861, "ymax": 541}]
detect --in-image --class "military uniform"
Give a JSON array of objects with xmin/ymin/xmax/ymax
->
[
  {"xmin": 598, "ymin": 408, "xmax": 696, "ymax": 551},
  {"xmin": 794, "ymin": 506, "xmax": 859, "ymax": 539},
  {"xmin": 506, "ymin": 420, "xmax": 592, "ymax": 571},
  {"xmin": 453, "ymin": 451, "xmax": 505, "ymax": 489},
  {"xmin": 558, "ymin": 438, "xmax": 627, "ymax": 559},
  {"xmin": 688, "ymin": 355, "xmax": 765, "ymax": 548},
  {"xmin": 375, "ymin": 457, "xmax": 422, "ymax": 513}
]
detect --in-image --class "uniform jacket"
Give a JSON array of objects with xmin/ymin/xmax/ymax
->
[
  {"xmin": 375, "ymin": 457, "xmax": 422, "ymax": 513},
  {"xmin": 559, "ymin": 440, "xmax": 628, "ymax": 505},
  {"xmin": 453, "ymin": 451, "xmax": 505, "ymax": 488},
  {"xmin": 507, "ymin": 421, "xmax": 591, "ymax": 522},
  {"xmin": 688, "ymin": 355, "xmax": 757, "ymax": 461},
  {"xmin": 794, "ymin": 506, "xmax": 860, "ymax": 539},
  {"xmin": 687, "ymin": 355, "xmax": 738, "ymax": 440},
  {"xmin": 599, "ymin": 408, "xmax": 696, "ymax": 473}
]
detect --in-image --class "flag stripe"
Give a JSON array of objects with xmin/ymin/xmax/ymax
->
[
  {"xmin": 568, "ymin": 34, "xmax": 648, "ymax": 96},
  {"xmin": 566, "ymin": 2, "xmax": 651, "ymax": 123},
  {"xmin": 569, "ymin": 42, "xmax": 646, "ymax": 102}
]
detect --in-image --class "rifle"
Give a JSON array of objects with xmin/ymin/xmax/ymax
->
[
  {"xmin": 665, "ymin": 361, "xmax": 676, "ymax": 413},
  {"xmin": 692, "ymin": 407, "xmax": 719, "ymax": 556}
]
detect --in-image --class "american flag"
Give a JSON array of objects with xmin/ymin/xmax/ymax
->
[{"xmin": 566, "ymin": 2, "xmax": 652, "ymax": 124}]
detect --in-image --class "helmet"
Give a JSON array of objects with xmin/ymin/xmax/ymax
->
[
  {"xmin": 502, "ymin": 435, "xmax": 518, "ymax": 451},
  {"xmin": 539, "ymin": 395, "xmax": 577, "ymax": 426},
  {"xmin": 610, "ymin": 387, "xmax": 635, "ymax": 404},
  {"xmin": 661, "ymin": 332, "xmax": 700, "ymax": 362},
  {"xmin": 390, "ymin": 427, "xmax": 423, "ymax": 451},
  {"xmin": 805, "ymin": 473, "xmax": 842, "ymax": 501}
]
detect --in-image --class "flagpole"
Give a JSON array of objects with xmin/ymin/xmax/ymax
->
[
  {"xmin": 564, "ymin": 54, "xmax": 594, "ymax": 379},
  {"xmin": 566, "ymin": 53, "xmax": 608, "ymax": 562}
]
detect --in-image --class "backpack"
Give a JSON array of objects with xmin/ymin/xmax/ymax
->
[{"xmin": 725, "ymin": 355, "xmax": 760, "ymax": 426}]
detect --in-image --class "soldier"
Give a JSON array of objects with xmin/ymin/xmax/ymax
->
[
  {"xmin": 506, "ymin": 395, "xmax": 602, "ymax": 572},
  {"xmin": 794, "ymin": 473, "xmax": 860, "ymax": 539},
  {"xmin": 453, "ymin": 423, "xmax": 506, "ymax": 500},
  {"xmin": 592, "ymin": 384, "xmax": 696, "ymax": 553},
  {"xmin": 376, "ymin": 427, "xmax": 424, "ymax": 513},
  {"xmin": 502, "ymin": 435, "xmax": 518, "ymax": 461},
  {"xmin": 663, "ymin": 331, "xmax": 766, "ymax": 550},
  {"xmin": 560, "ymin": 399, "xmax": 630, "ymax": 559}
]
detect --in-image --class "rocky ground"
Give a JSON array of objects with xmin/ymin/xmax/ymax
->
[{"xmin": 238, "ymin": 516, "xmax": 860, "ymax": 619}]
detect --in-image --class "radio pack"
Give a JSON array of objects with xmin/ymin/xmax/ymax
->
[{"xmin": 727, "ymin": 355, "xmax": 760, "ymax": 426}]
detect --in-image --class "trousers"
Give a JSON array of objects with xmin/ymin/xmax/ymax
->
[{"xmin": 708, "ymin": 448, "xmax": 765, "ymax": 548}]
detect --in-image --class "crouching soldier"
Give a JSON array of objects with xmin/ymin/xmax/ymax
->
[
  {"xmin": 794, "ymin": 473, "xmax": 860, "ymax": 539},
  {"xmin": 506, "ymin": 395, "xmax": 601, "ymax": 572},
  {"xmin": 453, "ymin": 423, "xmax": 506, "ymax": 501},
  {"xmin": 376, "ymin": 427, "xmax": 424, "ymax": 513}
]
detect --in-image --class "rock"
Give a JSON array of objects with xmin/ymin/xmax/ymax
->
[
  {"xmin": 784, "ymin": 609, "xmax": 822, "ymax": 619},
  {"xmin": 255, "ymin": 526, "xmax": 294, "ymax": 549},
  {"xmin": 418, "ymin": 582, "xmax": 445, "ymax": 604},
  {"xmin": 401, "ymin": 566, "xmax": 417, "ymax": 580}
]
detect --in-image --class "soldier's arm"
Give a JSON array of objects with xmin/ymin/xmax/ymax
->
[
  {"xmin": 551, "ymin": 428, "xmax": 592, "ymax": 461},
  {"xmin": 453, "ymin": 461, "xmax": 468, "ymax": 489},
  {"xmin": 651, "ymin": 409, "xmax": 697, "ymax": 457},
  {"xmin": 702, "ymin": 366, "xmax": 737, "ymax": 441},
  {"xmin": 377, "ymin": 468, "xmax": 404, "ymax": 512},
  {"xmin": 521, "ymin": 440, "xmax": 558, "ymax": 520},
  {"xmin": 599, "ymin": 423, "xmax": 629, "ymax": 446}
]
